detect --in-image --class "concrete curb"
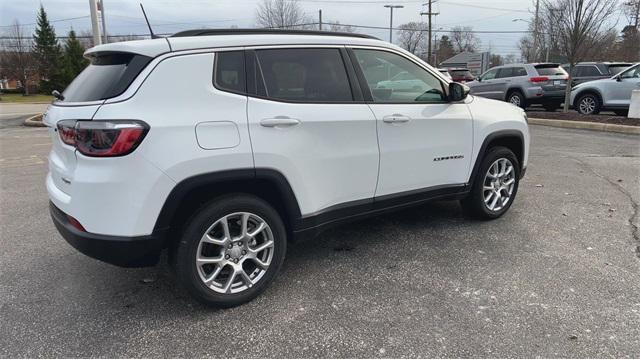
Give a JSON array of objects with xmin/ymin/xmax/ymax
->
[
  {"xmin": 23, "ymin": 113, "xmax": 46, "ymax": 127},
  {"xmin": 529, "ymin": 118, "xmax": 640, "ymax": 135}
]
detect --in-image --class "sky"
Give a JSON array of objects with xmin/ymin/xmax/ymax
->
[{"xmin": 0, "ymin": 0, "xmax": 624, "ymax": 57}]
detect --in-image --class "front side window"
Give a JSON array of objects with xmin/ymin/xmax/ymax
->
[
  {"xmin": 481, "ymin": 68, "xmax": 498, "ymax": 80},
  {"xmin": 255, "ymin": 48, "xmax": 353, "ymax": 102},
  {"xmin": 620, "ymin": 65, "xmax": 640, "ymax": 79},
  {"xmin": 352, "ymin": 49, "xmax": 445, "ymax": 103},
  {"xmin": 214, "ymin": 51, "xmax": 246, "ymax": 94}
]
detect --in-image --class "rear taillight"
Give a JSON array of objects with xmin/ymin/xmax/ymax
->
[
  {"xmin": 529, "ymin": 76, "xmax": 549, "ymax": 83},
  {"xmin": 56, "ymin": 120, "xmax": 148, "ymax": 157}
]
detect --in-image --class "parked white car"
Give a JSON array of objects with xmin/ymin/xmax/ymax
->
[
  {"xmin": 570, "ymin": 63, "xmax": 640, "ymax": 115},
  {"xmin": 45, "ymin": 29, "xmax": 529, "ymax": 307}
]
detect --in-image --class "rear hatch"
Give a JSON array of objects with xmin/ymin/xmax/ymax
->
[
  {"xmin": 44, "ymin": 51, "xmax": 154, "ymax": 195},
  {"xmin": 533, "ymin": 63, "xmax": 568, "ymax": 94}
]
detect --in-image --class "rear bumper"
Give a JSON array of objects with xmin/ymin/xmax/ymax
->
[{"xmin": 50, "ymin": 202, "xmax": 165, "ymax": 267}]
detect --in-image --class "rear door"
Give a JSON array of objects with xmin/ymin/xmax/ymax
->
[{"xmin": 246, "ymin": 47, "xmax": 379, "ymax": 217}]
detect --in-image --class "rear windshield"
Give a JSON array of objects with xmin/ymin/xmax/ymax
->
[
  {"xmin": 61, "ymin": 52, "xmax": 151, "ymax": 102},
  {"xmin": 450, "ymin": 70, "xmax": 472, "ymax": 76},
  {"xmin": 534, "ymin": 64, "xmax": 567, "ymax": 76},
  {"xmin": 608, "ymin": 64, "xmax": 632, "ymax": 75}
]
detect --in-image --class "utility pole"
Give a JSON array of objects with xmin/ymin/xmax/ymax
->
[
  {"xmin": 99, "ymin": 0, "xmax": 108, "ymax": 44},
  {"xmin": 384, "ymin": 4, "xmax": 404, "ymax": 43},
  {"xmin": 532, "ymin": 0, "xmax": 540, "ymax": 62},
  {"xmin": 89, "ymin": 0, "xmax": 101, "ymax": 45},
  {"xmin": 420, "ymin": 0, "xmax": 439, "ymax": 65},
  {"xmin": 318, "ymin": 9, "xmax": 322, "ymax": 31}
]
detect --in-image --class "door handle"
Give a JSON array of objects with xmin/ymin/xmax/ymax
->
[
  {"xmin": 260, "ymin": 116, "xmax": 301, "ymax": 128},
  {"xmin": 383, "ymin": 114, "xmax": 411, "ymax": 124}
]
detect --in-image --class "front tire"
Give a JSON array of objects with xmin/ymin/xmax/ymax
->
[
  {"xmin": 576, "ymin": 93, "xmax": 601, "ymax": 115},
  {"xmin": 462, "ymin": 146, "xmax": 520, "ymax": 219},
  {"xmin": 175, "ymin": 194, "xmax": 287, "ymax": 307}
]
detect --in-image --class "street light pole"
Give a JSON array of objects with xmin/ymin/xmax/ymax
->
[{"xmin": 384, "ymin": 4, "xmax": 404, "ymax": 43}]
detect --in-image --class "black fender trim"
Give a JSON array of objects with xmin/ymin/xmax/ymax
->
[
  {"xmin": 153, "ymin": 168, "xmax": 302, "ymax": 234},
  {"xmin": 468, "ymin": 130, "xmax": 525, "ymax": 187}
]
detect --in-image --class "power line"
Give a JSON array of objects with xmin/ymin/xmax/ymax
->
[{"xmin": 0, "ymin": 16, "xmax": 90, "ymax": 28}]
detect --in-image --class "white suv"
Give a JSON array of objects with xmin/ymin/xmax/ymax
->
[{"xmin": 45, "ymin": 29, "xmax": 530, "ymax": 307}]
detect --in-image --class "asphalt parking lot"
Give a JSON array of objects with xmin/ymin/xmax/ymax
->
[{"xmin": 1, "ymin": 114, "xmax": 639, "ymax": 357}]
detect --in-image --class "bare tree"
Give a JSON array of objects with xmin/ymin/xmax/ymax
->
[
  {"xmin": 450, "ymin": 26, "xmax": 481, "ymax": 53},
  {"xmin": 549, "ymin": 0, "xmax": 618, "ymax": 112},
  {"xmin": 0, "ymin": 20, "xmax": 35, "ymax": 95},
  {"xmin": 623, "ymin": 0, "xmax": 640, "ymax": 28},
  {"xmin": 396, "ymin": 22, "xmax": 428, "ymax": 55},
  {"xmin": 255, "ymin": 0, "xmax": 311, "ymax": 29}
]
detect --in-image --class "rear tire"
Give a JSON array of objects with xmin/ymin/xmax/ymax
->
[
  {"xmin": 507, "ymin": 91, "xmax": 526, "ymax": 109},
  {"xmin": 576, "ymin": 93, "xmax": 601, "ymax": 115},
  {"xmin": 174, "ymin": 194, "xmax": 287, "ymax": 307},
  {"xmin": 462, "ymin": 146, "xmax": 520, "ymax": 220}
]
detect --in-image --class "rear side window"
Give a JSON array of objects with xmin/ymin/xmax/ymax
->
[
  {"xmin": 575, "ymin": 66, "xmax": 601, "ymax": 77},
  {"xmin": 534, "ymin": 64, "xmax": 567, "ymax": 76},
  {"xmin": 255, "ymin": 48, "xmax": 353, "ymax": 102},
  {"xmin": 214, "ymin": 51, "xmax": 246, "ymax": 94},
  {"xmin": 512, "ymin": 67, "xmax": 527, "ymax": 76},
  {"xmin": 497, "ymin": 68, "xmax": 513, "ymax": 78},
  {"xmin": 62, "ymin": 52, "xmax": 151, "ymax": 102}
]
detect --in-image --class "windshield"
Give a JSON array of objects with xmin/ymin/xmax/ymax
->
[{"xmin": 61, "ymin": 52, "xmax": 151, "ymax": 102}]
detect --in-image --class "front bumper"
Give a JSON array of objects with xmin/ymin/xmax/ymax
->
[{"xmin": 50, "ymin": 202, "xmax": 165, "ymax": 267}]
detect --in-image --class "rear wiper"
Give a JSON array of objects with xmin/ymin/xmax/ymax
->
[{"xmin": 51, "ymin": 90, "xmax": 65, "ymax": 101}]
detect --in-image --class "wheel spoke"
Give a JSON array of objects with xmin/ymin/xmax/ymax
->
[
  {"xmin": 252, "ymin": 256, "xmax": 271, "ymax": 269},
  {"xmin": 240, "ymin": 213, "xmax": 250, "ymax": 237},
  {"xmin": 248, "ymin": 222, "xmax": 266, "ymax": 238},
  {"xmin": 238, "ymin": 269, "xmax": 253, "ymax": 287},
  {"xmin": 221, "ymin": 216, "xmax": 231, "ymax": 241},
  {"xmin": 197, "ymin": 255, "xmax": 225, "ymax": 265},
  {"xmin": 489, "ymin": 191, "xmax": 500, "ymax": 209},
  {"xmin": 203, "ymin": 265, "xmax": 224, "ymax": 284},
  {"xmin": 250, "ymin": 240, "xmax": 274, "ymax": 254},
  {"xmin": 484, "ymin": 191, "xmax": 494, "ymax": 203},
  {"xmin": 504, "ymin": 178, "xmax": 515, "ymax": 186},
  {"xmin": 222, "ymin": 269, "xmax": 237, "ymax": 293},
  {"xmin": 202, "ymin": 233, "xmax": 227, "ymax": 246}
]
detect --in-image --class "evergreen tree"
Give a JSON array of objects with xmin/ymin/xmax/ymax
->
[
  {"xmin": 32, "ymin": 5, "xmax": 64, "ymax": 93},
  {"xmin": 62, "ymin": 30, "xmax": 88, "ymax": 87}
]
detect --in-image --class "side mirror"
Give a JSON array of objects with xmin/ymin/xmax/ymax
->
[
  {"xmin": 449, "ymin": 82, "xmax": 470, "ymax": 102},
  {"xmin": 615, "ymin": 75, "xmax": 622, "ymax": 82},
  {"xmin": 476, "ymin": 77, "xmax": 482, "ymax": 82}
]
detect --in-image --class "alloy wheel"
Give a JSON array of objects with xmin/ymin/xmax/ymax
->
[
  {"xmin": 195, "ymin": 212, "xmax": 274, "ymax": 294},
  {"xmin": 482, "ymin": 158, "xmax": 516, "ymax": 212},
  {"xmin": 578, "ymin": 96, "xmax": 596, "ymax": 114},
  {"xmin": 509, "ymin": 94, "xmax": 522, "ymax": 107}
]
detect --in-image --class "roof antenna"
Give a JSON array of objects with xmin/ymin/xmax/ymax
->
[{"xmin": 139, "ymin": 3, "xmax": 158, "ymax": 39}]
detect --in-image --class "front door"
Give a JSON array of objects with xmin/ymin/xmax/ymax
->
[
  {"xmin": 350, "ymin": 48, "xmax": 473, "ymax": 197},
  {"xmin": 470, "ymin": 67, "xmax": 501, "ymax": 99},
  {"xmin": 608, "ymin": 65, "xmax": 640, "ymax": 107}
]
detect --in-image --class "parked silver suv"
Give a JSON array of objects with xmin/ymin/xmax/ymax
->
[
  {"xmin": 467, "ymin": 63, "xmax": 568, "ymax": 111},
  {"xmin": 570, "ymin": 63, "xmax": 640, "ymax": 115}
]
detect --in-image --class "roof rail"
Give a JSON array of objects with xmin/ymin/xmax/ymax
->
[{"xmin": 171, "ymin": 28, "xmax": 379, "ymax": 40}]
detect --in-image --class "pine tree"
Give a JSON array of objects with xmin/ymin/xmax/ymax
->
[
  {"xmin": 32, "ymin": 5, "xmax": 63, "ymax": 93},
  {"xmin": 62, "ymin": 30, "xmax": 88, "ymax": 87}
]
